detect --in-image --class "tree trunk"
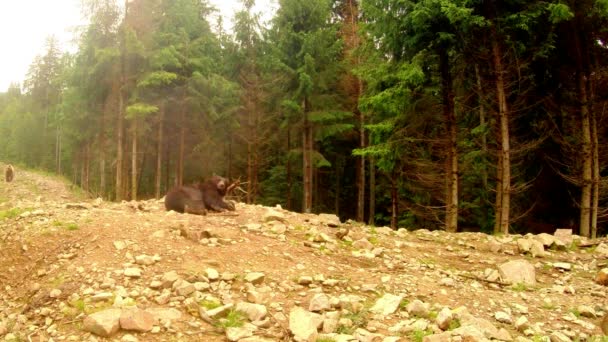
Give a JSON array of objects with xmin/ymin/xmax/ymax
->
[
  {"xmin": 577, "ymin": 71, "xmax": 592, "ymax": 237},
  {"xmin": 302, "ymin": 99, "xmax": 313, "ymax": 213},
  {"xmin": 439, "ymin": 49, "xmax": 458, "ymax": 232},
  {"xmin": 368, "ymin": 156, "xmax": 376, "ymax": 226},
  {"xmin": 99, "ymin": 126, "xmax": 105, "ymax": 198},
  {"xmin": 492, "ymin": 35, "xmax": 511, "ymax": 235},
  {"xmin": 475, "ymin": 65, "xmax": 488, "ymax": 190},
  {"xmin": 131, "ymin": 119, "xmax": 137, "ymax": 201},
  {"xmin": 334, "ymin": 158, "xmax": 342, "ymax": 215},
  {"xmin": 286, "ymin": 128, "xmax": 292, "ymax": 211},
  {"xmin": 247, "ymin": 138, "xmax": 253, "ymax": 204},
  {"xmin": 155, "ymin": 103, "xmax": 164, "ymax": 199},
  {"xmin": 390, "ymin": 173, "xmax": 398, "ymax": 229},
  {"xmin": 177, "ymin": 111, "xmax": 185, "ymax": 187},
  {"xmin": 356, "ymin": 92, "xmax": 365, "ymax": 222},
  {"xmin": 115, "ymin": 0, "xmax": 129, "ymax": 202}
]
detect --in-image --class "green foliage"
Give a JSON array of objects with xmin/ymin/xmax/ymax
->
[
  {"xmin": 410, "ymin": 329, "xmax": 433, "ymax": 342},
  {"xmin": 0, "ymin": 208, "xmax": 28, "ymax": 220},
  {"xmin": 215, "ymin": 309, "xmax": 247, "ymax": 329},
  {"xmin": 126, "ymin": 103, "xmax": 158, "ymax": 119}
]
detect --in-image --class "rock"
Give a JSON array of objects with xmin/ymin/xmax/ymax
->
[
  {"xmin": 529, "ymin": 239, "xmax": 546, "ymax": 257},
  {"xmin": 236, "ymin": 302, "xmax": 268, "ymax": 321},
  {"xmin": 205, "ymin": 268, "xmax": 220, "ymax": 281},
  {"xmin": 436, "ymin": 307, "xmax": 453, "ymax": 331},
  {"xmin": 498, "ymin": 260, "xmax": 536, "ymax": 285},
  {"xmin": 352, "ymin": 238, "xmax": 374, "ymax": 251},
  {"xmin": 119, "ymin": 308, "xmax": 154, "ymax": 332},
  {"xmin": 406, "ymin": 299, "xmax": 430, "ymax": 317},
  {"xmin": 134, "ymin": 254, "xmax": 155, "ymax": 266},
  {"xmin": 289, "ymin": 306, "xmax": 323, "ymax": 342},
  {"xmin": 309, "ymin": 293, "xmax": 331, "ymax": 312},
  {"xmin": 264, "ymin": 209, "xmax": 286, "ymax": 222},
  {"xmin": 318, "ymin": 213, "xmax": 341, "ymax": 227},
  {"xmin": 553, "ymin": 262, "xmax": 572, "ymax": 271},
  {"xmin": 298, "ymin": 276, "xmax": 314, "ymax": 286},
  {"xmin": 550, "ymin": 331, "xmax": 572, "ymax": 342},
  {"xmin": 514, "ymin": 316, "xmax": 529, "ymax": 332},
  {"xmin": 534, "ymin": 233, "xmax": 556, "ymax": 247},
  {"xmin": 172, "ymin": 279, "xmax": 195, "ymax": 297},
  {"xmin": 49, "ymin": 289, "xmax": 62, "ymax": 298},
  {"xmin": 517, "ymin": 239, "xmax": 532, "ymax": 253},
  {"xmin": 124, "ymin": 268, "xmax": 142, "ymax": 278},
  {"xmin": 553, "ymin": 229, "xmax": 573, "ymax": 245},
  {"xmin": 161, "ymin": 270, "xmax": 180, "ymax": 288},
  {"xmin": 596, "ymin": 268, "xmax": 608, "ymax": 286},
  {"xmin": 370, "ymin": 294, "xmax": 403, "ymax": 316},
  {"xmin": 596, "ymin": 243, "xmax": 608, "ymax": 257},
  {"xmin": 82, "ymin": 308, "xmax": 122, "ymax": 337},
  {"xmin": 494, "ymin": 311, "xmax": 513, "ymax": 324},
  {"xmin": 245, "ymin": 272, "xmax": 265, "ymax": 284},
  {"xmin": 200, "ymin": 304, "xmax": 234, "ymax": 323},
  {"xmin": 226, "ymin": 323, "xmax": 256, "ymax": 341},
  {"xmin": 576, "ymin": 305, "xmax": 596, "ymax": 318}
]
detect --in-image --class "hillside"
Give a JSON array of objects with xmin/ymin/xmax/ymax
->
[{"xmin": 0, "ymin": 165, "xmax": 607, "ymax": 342}]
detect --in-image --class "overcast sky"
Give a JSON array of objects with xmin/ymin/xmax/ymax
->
[{"xmin": 0, "ymin": 0, "xmax": 276, "ymax": 92}]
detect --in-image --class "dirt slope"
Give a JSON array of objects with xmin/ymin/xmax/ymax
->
[{"xmin": 0, "ymin": 165, "xmax": 606, "ymax": 342}]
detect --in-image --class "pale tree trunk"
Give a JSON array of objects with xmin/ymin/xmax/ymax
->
[
  {"xmin": 116, "ymin": 88, "xmax": 125, "ymax": 201},
  {"xmin": 99, "ymin": 125, "xmax": 105, "ymax": 197},
  {"xmin": 177, "ymin": 109, "xmax": 185, "ymax": 187},
  {"xmin": 302, "ymin": 99, "xmax": 313, "ymax": 213},
  {"xmin": 440, "ymin": 49, "xmax": 458, "ymax": 232},
  {"xmin": 368, "ymin": 156, "xmax": 376, "ymax": 226},
  {"xmin": 116, "ymin": 0, "xmax": 128, "ymax": 202},
  {"xmin": 131, "ymin": 119, "xmax": 137, "ymax": 201},
  {"xmin": 591, "ymin": 104, "xmax": 599, "ymax": 239},
  {"xmin": 492, "ymin": 37, "xmax": 511, "ymax": 235},
  {"xmin": 578, "ymin": 71, "xmax": 592, "ymax": 238},
  {"xmin": 55, "ymin": 126, "xmax": 62, "ymax": 174},
  {"xmin": 155, "ymin": 104, "xmax": 164, "ymax": 199},
  {"xmin": 493, "ymin": 149, "xmax": 503, "ymax": 234}
]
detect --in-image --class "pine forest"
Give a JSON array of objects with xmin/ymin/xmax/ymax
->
[{"xmin": 1, "ymin": 0, "xmax": 608, "ymax": 238}]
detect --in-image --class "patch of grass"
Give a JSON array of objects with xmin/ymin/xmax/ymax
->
[
  {"xmin": 510, "ymin": 282, "xmax": 528, "ymax": 292},
  {"xmin": 418, "ymin": 258, "xmax": 435, "ymax": 266},
  {"xmin": 50, "ymin": 275, "xmax": 66, "ymax": 288},
  {"xmin": 199, "ymin": 299, "xmax": 222, "ymax": 310},
  {"xmin": 336, "ymin": 310, "xmax": 369, "ymax": 335},
  {"xmin": 410, "ymin": 329, "xmax": 433, "ymax": 342},
  {"xmin": 399, "ymin": 298, "xmax": 410, "ymax": 310},
  {"xmin": 568, "ymin": 308, "xmax": 581, "ymax": 318},
  {"xmin": 542, "ymin": 302, "xmax": 556, "ymax": 310},
  {"xmin": 368, "ymin": 236, "xmax": 380, "ymax": 245},
  {"xmin": 427, "ymin": 311, "xmax": 438, "ymax": 320},
  {"xmin": 448, "ymin": 319, "xmax": 461, "ymax": 330},
  {"xmin": 65, "ymin": 223, "xmax": 79, "ymax": 231},
  {"xmin": 568, "ymin": 240, "xmax": 580, "ymax": 252},
  {"xmin": 588, "ymin": 336, "xmax": 608, "ymax": 342},
  {"xmin": 316, "ymin": 338, "xmax": 337, "ymax": 342},
  {"xmin": 0, "ymin": 207, "xmax": 28, "ymax": 220},
  {"xmin": 215, "ymin": 309, "xmax": 246, "ymax": 329}
]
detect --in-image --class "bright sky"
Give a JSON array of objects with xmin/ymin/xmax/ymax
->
[{"xmin": 0, "ymin": 0, "xmax": 276, "ymax": 92}]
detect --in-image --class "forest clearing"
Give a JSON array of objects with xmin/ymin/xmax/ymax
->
[{"xmin": 0, "ymin": 165, "xmax": 606, "ymax": 341}]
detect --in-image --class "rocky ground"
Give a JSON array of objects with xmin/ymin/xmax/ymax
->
[{"xmin": 0, "ymin": 164, "xmax": 607, "ymax": 342}]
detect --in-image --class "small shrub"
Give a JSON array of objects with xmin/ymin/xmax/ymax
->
[
  {"xmin": 215, "ymin": 309, "xmax": 246, "ymax": 329},
  {"xmin": 410, "ymin": 329, "xmax": 433, "ymax": 342}
]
